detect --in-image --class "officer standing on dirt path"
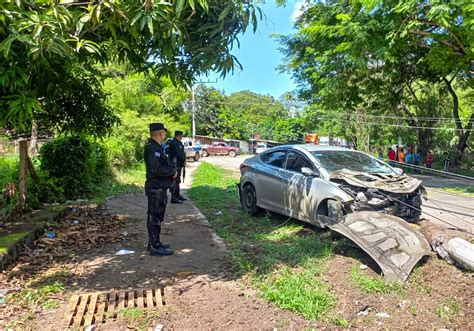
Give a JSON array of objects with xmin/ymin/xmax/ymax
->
[
  {"xmin": 144, "ymin": 123, "xmax": 177, "ymax": 256},
  {"xmin": 167, "ymin": 130, "xmax": 187, "ymax": 204}
]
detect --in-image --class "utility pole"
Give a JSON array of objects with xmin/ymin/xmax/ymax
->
[{"xmin": 191, "ymin": 85, "xmax": 196, "ymax": 138}]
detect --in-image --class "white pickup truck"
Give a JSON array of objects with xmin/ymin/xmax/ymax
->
[{"xmin": 182, "ymin": 138, "xmax": 201, "ymax": 161}]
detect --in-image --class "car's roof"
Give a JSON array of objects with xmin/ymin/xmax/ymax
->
[{"xmin": 274, "ymin": 144, "xmax": 355, "ymax": 152}]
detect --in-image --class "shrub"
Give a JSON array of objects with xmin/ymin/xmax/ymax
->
[
  {"xmin": 28, "ymin": 172, "xmax": 65, "ymax": 209},
  {"xmin": 40, "ymin": 136, "xmax": 109, "ymax": 199},
  {"xmin": 0, "ymin": 156, "xmax": 19, "ymax": 215}
]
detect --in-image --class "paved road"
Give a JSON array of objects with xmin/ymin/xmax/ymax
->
[
  {"xmin": 412, "ymin": 175, "xmax": 474, "ymax": 234},
  {"xmin": 202, "ymin": 155, "xmax": 474, "ymax": 236}
]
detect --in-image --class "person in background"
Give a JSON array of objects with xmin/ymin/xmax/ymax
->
[
  {"xmin": 404, "ymin": 147, "xmax": 413, "ymax": 172},
  {"xmin": 395, "ymin": 145, "xmax": 399, "ymax": 162},
  {"xmin": 405, "ymin": 147, "xmax": 413, "ymax": 163},
  {"xmin": 387, "ymin": 147, "xmax": 396, "ymax": 166},
  {"xmin": 413, "ymin": 150, "xmax": 421, "ymax": 173},
  {"xmin": 443, "ymin": 153, "xmax": 450, "ymax": 172},
  {"xmin": 398, "ymin": 146, "xmax": 405, "ymax": 164},
  {"xmin": 426, "ymin": 151, "xmax": 433, "ymax": 168},
  {"xmin": 378, "ymin": 148, "xmax": 384, "ymax": 160}
]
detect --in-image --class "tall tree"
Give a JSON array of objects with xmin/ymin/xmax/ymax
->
[
  {"xmin": 0, "ymin": 0, "xmax": 262, "ymax": 134},
  {"xmin": 393, "ymin": 0, "xmax": 473, "ymax": 164},
  {"xmin": 278, "ymin": 0, "xmax": 472, "ymax": 161}
]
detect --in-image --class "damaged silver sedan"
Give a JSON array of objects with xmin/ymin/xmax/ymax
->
[{"xmin": 238, "ymin": 145, "xmax": 430, "ymax": 282}]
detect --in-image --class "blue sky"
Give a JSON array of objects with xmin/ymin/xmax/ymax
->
[{"xmin": 201, "ymin": 1, "xmax": 303, "ymax": 98}]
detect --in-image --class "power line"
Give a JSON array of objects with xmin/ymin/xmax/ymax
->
[
  {"xmin": 385, "ymin": 160, "xmax": 474, "ymax": 182},
  {"xmin": 193, "ymin": 99, "xmax": 469, "ymax": 122},
  {"xmin": 317, "ymin": 116, "xmax": 474, "ymax": 132},
  {"xmin": 377, "ymin": 191, "xmax": 473, "ymax": 235},
  {"xmin": 318, "ymin": 111, "xmax": 469, "ymax": 122}
]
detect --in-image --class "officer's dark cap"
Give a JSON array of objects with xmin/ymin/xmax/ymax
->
[
  {"xmin": 149, "ymin": 123, "xmax": 167, "ymax": 132},
  {"xmin": 175, "ymin": 130, "xmax": 184, "ymax": 137}
]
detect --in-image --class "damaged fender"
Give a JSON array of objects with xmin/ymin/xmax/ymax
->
[{"xmin": 328, "ymin": 211, "xmax": 431, "ymax": 282}]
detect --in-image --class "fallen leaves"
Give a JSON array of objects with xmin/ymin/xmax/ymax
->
[{"xmin": 0, "ymin": 204, "xmax": 129, "ymax": 328}]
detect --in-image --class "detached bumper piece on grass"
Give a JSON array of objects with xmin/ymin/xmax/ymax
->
[{"xmin": 328, "ymin": 211, "xmax": 431, "ymax": 282}]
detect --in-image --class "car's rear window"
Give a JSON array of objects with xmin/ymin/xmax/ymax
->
[{"xmin": 311, "ymin": 150, "xmax": 394, "ymax": 174}]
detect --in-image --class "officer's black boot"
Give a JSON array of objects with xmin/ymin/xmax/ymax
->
[
  {"xmin": 147, "ymin": 211, "xmax": 173, "ymax": 255},
  {"xmin": 149, "ymin": 244, "xmax": 174, "ymax": 256},
  {"xmin": 147, "ymin": 242, "xmax": 170, "ymax": 250}
]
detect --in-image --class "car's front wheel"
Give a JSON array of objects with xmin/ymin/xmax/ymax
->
[
  {"xmin": 242, "ymin": 184, "xmax": 261, "ymax": 216},
  {"xmin": 201, "ymin": 150, "xmax": 209, "ymax": 157},
  {"xmin": 228, "ymin": 150, "xmax": 236, "ymax": 157},
  {"xmin": 327, "ymin": 199, "xmax": 344, "ymax": 240},
  {"xmin": 327, "ymin": 199, "xmax": 344, "ymax": 221}
]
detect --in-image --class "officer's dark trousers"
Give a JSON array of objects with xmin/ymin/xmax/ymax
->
[
  {"xmin": 171, "ymin": 167, "xmax": 182, "ymax": 199},
  {"xmin": 146, "ymin": 189, "xmax": 167, "ymax": 247}
]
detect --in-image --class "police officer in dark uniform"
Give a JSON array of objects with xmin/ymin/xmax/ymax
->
[
  {"xmin": 167, "ymin": 130, "xmax": 187, "ymax": 204},
  {"xmin": 144, "ymin": 123, "xmax": 176, "ymax": 256}
]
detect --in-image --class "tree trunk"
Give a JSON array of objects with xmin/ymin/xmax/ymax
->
[
  {"xmin": 417, "ymin": 129, "xmax": 431, "ymax": 156},
  {"xmin": 443, "ymin": 77, "xmax": 472, "ymax": 166},
  {"xmin": 30, "ymin": 121, "xmax": 38, "ymax": 156},
  {"xmin": 18, "ymin": 140, "xmax": 28, "ymax": 213},
  {"xmin": 455, "ymin": 126, "xmax": 472, "ymax": 166}
]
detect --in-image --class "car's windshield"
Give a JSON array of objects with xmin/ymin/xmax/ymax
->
[{"xmin": 311, "ymin": 150, "xmax": 394, "ymax": 174}]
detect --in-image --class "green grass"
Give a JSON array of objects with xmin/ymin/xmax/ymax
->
[
  {"xmin": 350, "ymin": 267, "xmax": 404, "ymax": 294},
  {"xmin": 188, "ymin": 162, "xmax": 336, "ymax": 321},
  {"xmin": 116, "ymin": 307, "xmax": 162, "ymax": 329},
  {"xmin": 0, "ymin": 231, "xmax": 30, "ymax": 254},
  {"xmin": 8, "ymin": 280, "xmax": 65, "ymax": 308},
  {"xmin": 439, "ymin": 185, "xmax": 474, "ymax": 197},
  {"xmin": 0, "ymin": 155, "xmax": 19, "ymax": 188},
  {"xmin": 7, "ymin": 269, "xmax": 70, "ymax": 311},
  {"xmin": 5, "ymin": 312, "xmax": 34, "ymax": 330},
  {"xmin": 92, "ymin": 163, "xmax": 145, "ymax": 203},
  {"xmin": 0, "ymin": 155, "xmax": 19, "ymax": 216},
  {"xmin": 436, "ymin": 297, "xmax": 461, "ymax": 321}
]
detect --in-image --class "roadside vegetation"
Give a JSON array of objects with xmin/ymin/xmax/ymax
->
[{"xmin": 439, "ymin": 185, "xmax": 474, "ymax": 197}]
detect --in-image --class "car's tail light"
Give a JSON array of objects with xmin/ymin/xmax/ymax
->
[{"xmin": 239, "ymin": 163, "xmax": 248, "ymax": 170}]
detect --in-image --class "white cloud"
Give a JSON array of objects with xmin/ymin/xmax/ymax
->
[{"xmin": 291, "ymin": 0, "xmax": 309, "ymax": 22}]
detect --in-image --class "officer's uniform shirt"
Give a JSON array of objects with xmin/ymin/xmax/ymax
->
[
  {"xmin": 168, "ymin": 138, "xmax": 186, "ymax": 168},
  {"xmin": 144, "ymin": 138, "xmax": 175, "ymax": 192}
]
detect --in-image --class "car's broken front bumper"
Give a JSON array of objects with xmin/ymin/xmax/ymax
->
[{"xmin": 328, "ymin": 211, "xmax": 431, "ymax": 282}]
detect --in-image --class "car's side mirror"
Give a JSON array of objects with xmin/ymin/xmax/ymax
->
[{"xmin": 301, "ymin": 167, "xmax": 318, "ymax": 177}]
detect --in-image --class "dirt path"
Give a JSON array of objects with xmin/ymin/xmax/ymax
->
[{"xmin": 43, "ymin": 161, "xmax": 317, "ymax": 329}]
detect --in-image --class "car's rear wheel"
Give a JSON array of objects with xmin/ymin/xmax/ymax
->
[
  {"xmin": 194, "ymin": 152, "xmax": 200, "ymax": 162},
  {"xmin": 242, "ymin": 184, "xmax": 261, "ymax": 216},
  {"xmin": 228, "ymin": 150, "xmax": 236, "ymax": 157},
  {"xmin": 201, "ymin": 150, "xmax": 209, "ymax": 157}
]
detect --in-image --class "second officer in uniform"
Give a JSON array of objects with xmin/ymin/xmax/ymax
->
[{"xmin": 167, "ymin": 130, "xmax": 187, "ymax": 204}]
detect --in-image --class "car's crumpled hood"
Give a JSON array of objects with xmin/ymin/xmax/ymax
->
[{"xmin": 330, "ymin": 169, "xmax": 422, "ymax": 194}]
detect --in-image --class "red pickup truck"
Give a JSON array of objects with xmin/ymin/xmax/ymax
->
[{"xmin": 201, "ymin": 142, "xmax": 239, "ymax": 157}]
